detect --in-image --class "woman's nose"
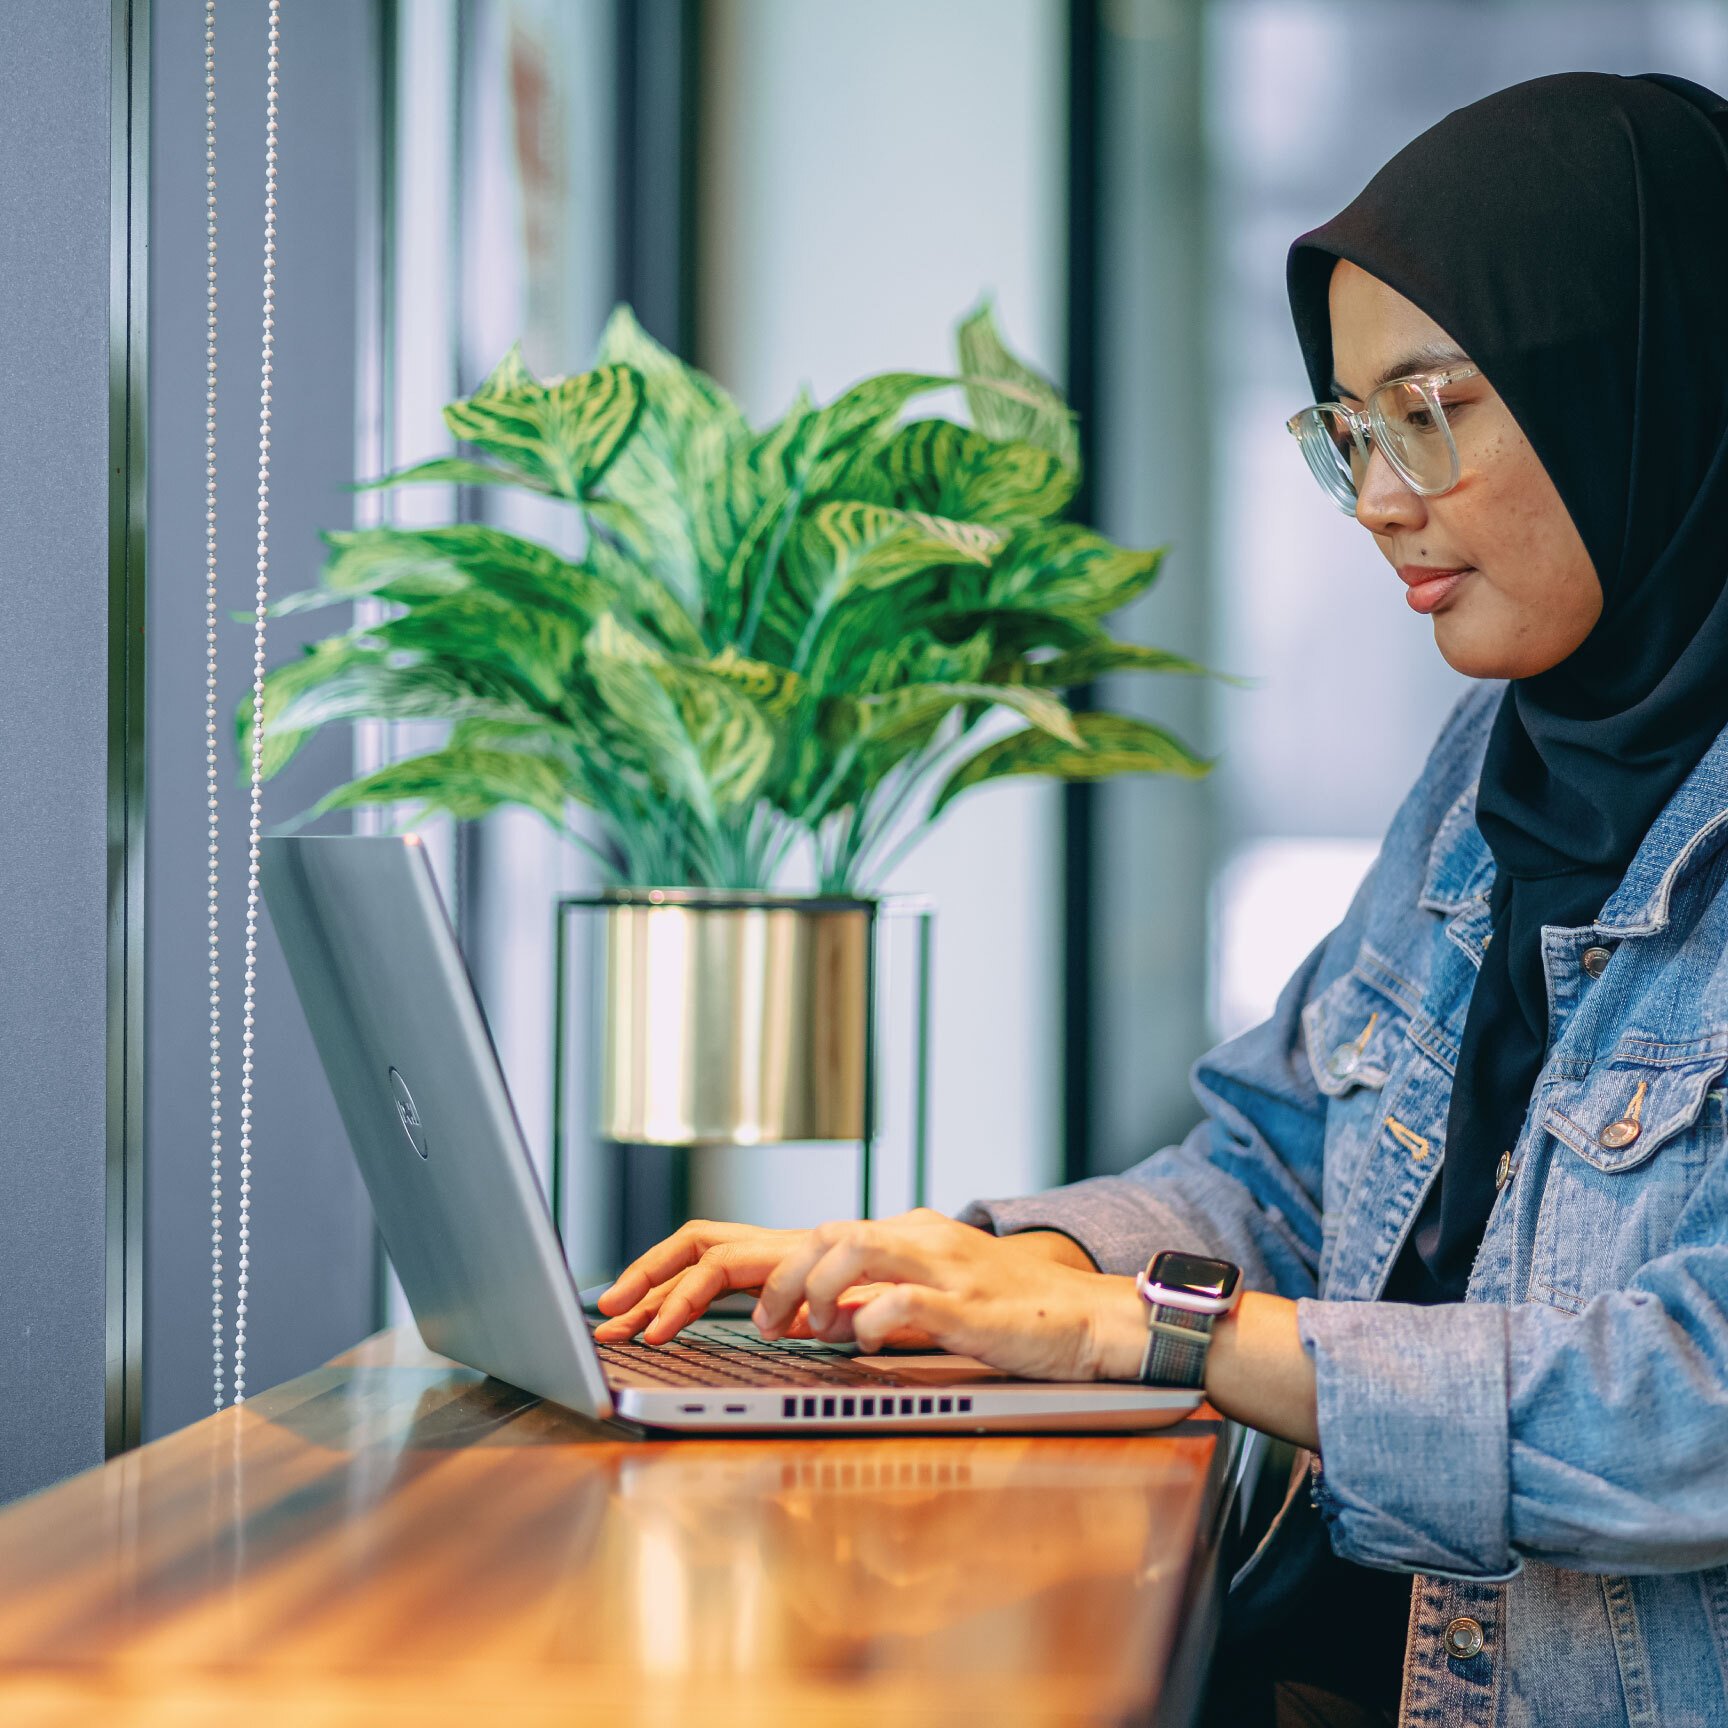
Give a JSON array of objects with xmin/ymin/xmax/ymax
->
[{"xmin": 1354, "ymin": 446, "xmax": 1428, "ymax": 536}]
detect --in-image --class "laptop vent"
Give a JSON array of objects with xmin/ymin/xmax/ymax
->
[{"xmin": 778, "ymin": 1394, "xmax": 971, "ymax": 1419}]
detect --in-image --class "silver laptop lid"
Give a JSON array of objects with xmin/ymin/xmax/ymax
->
[{"xmin": 262, "ymin": 834, "xmax": 612, "ymax": 1420}]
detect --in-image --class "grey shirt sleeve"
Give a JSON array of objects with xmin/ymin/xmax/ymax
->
[{"xmin": 958, "ymin": 859, "xmax": 1379, "ymax": 1294}]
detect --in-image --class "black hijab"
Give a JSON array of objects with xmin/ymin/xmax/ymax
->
[{"xmin": 1287, "ymin": 72, "xmax": 1728, "ymax": 1302}]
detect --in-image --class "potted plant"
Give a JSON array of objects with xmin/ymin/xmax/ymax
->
[{"xmin": 254, "ymin": 304, "xmax": 1218, "ymax": 1146}]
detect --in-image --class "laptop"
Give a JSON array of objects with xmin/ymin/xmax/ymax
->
[{"xmin": 261, "ymin": 835, "xmax": 1199, "ymax": 1433}]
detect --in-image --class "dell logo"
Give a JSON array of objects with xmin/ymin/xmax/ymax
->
[{"xmin": 388, "ymin": 1067, "xmax": 430, "ymax": 1159}]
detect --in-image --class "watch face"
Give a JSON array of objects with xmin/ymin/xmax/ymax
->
[{"xmin": 1150, "ymin": 1251, "xmax": 1240, "ymax": 1302}]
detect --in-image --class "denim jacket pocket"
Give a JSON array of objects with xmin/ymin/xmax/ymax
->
[
  {"xmin": 1305, "ymin": 966, "xmax": 1422, "ymax": 1286},
  {"xmin": 1302, "ymin": 966, "xmax": 1410, "ymax": 1098},
  {"xmin": 1532, "ymin": 1047, "xmax": 1728, "ymax": 1309},
  {"xmin": 1541, "ymin": 1049, "xmax": 1728, "ymax": 1174}
]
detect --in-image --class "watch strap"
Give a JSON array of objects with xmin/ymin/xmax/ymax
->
[{"xmin": 1138, "ymin": 1300, "xmax": 1215, "ymax": 1389}]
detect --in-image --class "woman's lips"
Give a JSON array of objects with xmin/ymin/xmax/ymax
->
[{"xmin": 1399, "ymin": 565, "xmax": 1473, "ymax": 614}]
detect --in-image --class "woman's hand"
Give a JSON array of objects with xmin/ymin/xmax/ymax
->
[
  {"xmin": 596, "ymin": 1209, "xmax": 1321, "ymax": 1445},
  {"xmin": 594, "ymin": 1219, "xmax": 816, "ymax": 1344},
  {"xmin": 593, "ymin": 1213, "xmax": 1095, "ymax": 1348},
  {"xmin": 754, "ymin": 1209, "xmax": 1152, "ymax": 1383}
]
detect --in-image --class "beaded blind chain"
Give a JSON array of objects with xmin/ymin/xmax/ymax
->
[
  {"xmin": 204, "ymin": 0, "xmax": 225, "ymax": 1412},
  {"xmin": 234, "ymin": 0, "xmax": 281, "ymax": 1406},
  {"xmin": 207, "ymin": 0, "xmax": 279, "ymax": 1410}
]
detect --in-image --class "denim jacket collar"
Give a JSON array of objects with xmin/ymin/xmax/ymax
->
[
  {"xmin": 1418, "ymin": 701, "xmax": 1728, "ymax": 936},
  {"xmin": 1417, "ymin": 784, "xmax": 1494, "ymax": 916}
]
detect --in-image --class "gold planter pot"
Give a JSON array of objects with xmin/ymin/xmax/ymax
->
[{"xmin": 599, "ymin": 892, "xmax": 874, "ymax": 1146}]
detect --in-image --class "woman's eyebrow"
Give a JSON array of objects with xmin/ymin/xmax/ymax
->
[{"xmin": 1330, "ymin": 342, "xmax": 1471, "ymax": 400}]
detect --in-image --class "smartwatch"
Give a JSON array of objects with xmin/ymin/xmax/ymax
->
[{"xmin": 1135, "ymin": 1250, "xmax": 1242, "ymax": 1389}]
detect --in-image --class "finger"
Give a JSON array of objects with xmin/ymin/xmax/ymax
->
[
  {"xmin": 834, "ymin": 1283, "xmax": 936, "ymax": 1349},
  {"xmin": 810, "ymin": 1281, "xmax": 896, "ymax": 1344},
  {"xmin": 850, "ymin": 1284, "xmax": 962, "ymax": 1356},
  {"xmin": 641, "ymin": 1243, "xmax": 772, "ymax": 1345},
  {"xmin": 752, "ymin": 1220, "xmax": 844, "ymax": 1335},
  {"xmin": 756, "ymin": 1216, "xmax": 940, "ymax": 1334},
  {"xmin": 596, "ymin": 1221, "xmax": 720, "ymax": 1315},
  {"xmin": 799, "ymin": 1227, "xmax": 947, "ymax": 1332},
  {"xmin": 591, "ymin": 1274, "xmax": 679, "ymax": 1341}
]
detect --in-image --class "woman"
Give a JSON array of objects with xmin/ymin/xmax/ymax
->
[{"xmin": 596, "ymin": 72, "xmax": 1728, "ymax": 1726}]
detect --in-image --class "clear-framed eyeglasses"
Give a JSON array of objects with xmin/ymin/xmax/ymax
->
[{"xmin": 1286, "ymin": 364, "xmax": 1480, "ymax": 513}]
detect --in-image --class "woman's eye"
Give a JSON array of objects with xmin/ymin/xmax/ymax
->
[{"xmin": 1404, "ymin": 400, "xmax": 1467, "ymax": 433}]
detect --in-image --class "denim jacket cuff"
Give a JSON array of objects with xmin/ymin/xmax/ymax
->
[
  {"xmin": 956, "ymin": 1180, "xmax": 1211, "ymax": 1277},
  {"xmin": 1297, "ymin": 1296, "xmax": 1516, "ymax": 1578}
]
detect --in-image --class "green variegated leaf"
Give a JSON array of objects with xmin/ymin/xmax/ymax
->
[
  {"xmin": 445, "ymin": 715, "xmax": 613, "ymax": 811},
  {"xmin": 371, "ymin": 592, "xmax": 580, "ymax": 711},
  {"xmin": 987, "ymin": 525, "xmax": 1167, "ymax": 617},
  {"xmin": 277, "ymin": 525, "xmax": 613, "ymax": 620},
  {"xmin": 747, "ymin": 389, "xmax": 820, "ymax": 483},
  {"xmin": 956, "ymin": 300, "xmax": 1081, "ymax": 474},
  {"xmin": 762, "ymin": 501, "xmax": 1000, "ymax": 669},
  {"xmin": 1011, "ymin": 640, "xmax": 1224, "ymax": 689},
  {"xmin": 948, "ymin": 436, "xmax": 1075, "ymax": 524},
  {"xmin": 443, "ymin": 349, "xmax": 644, "ymax": 499},
  {"xmin": 798, "ymin": 371, "xmax": 956, "ymax": 497},
  {"xmin": 581, "ymin": 534, "xmax": 706, "ymax": 653},
  {"xmin": 353, "ymin": 455, "xmax": 559, "ymax": 495},
  {"xmin": 832, "ymin": 418, "xmax": 1076, "ymax": 526},
  {"xmin": 671, "ymin": 674, "xmax": 775, "ymax": 812},
  {"xmin": 837, "ymin": 626, "xmax": 994, "ymax": 698},
  {"xmin": 582, "ymin": 618, "xmax": 692, "ymax": 788},
  {"xmin": 696, "ymin": 646, "xmax": 807, "ymax": 719},
  {"xmin": 592, "ymin": 308, "xmax": 750, "ymax": 610},
  {"xmin": 244, "ymin": 639, "xmax": 365, "ymax": 779},
  {"xmin": 936, "ymin": 605, "xmax": 1102, "ymax": 654},
  {"xmin": 473, "ymin": 344, "xmax": 535, "ymax": 397},
  {"xmin": 793, "ymin": 675, "xmax": 1084, "ymax": 827},
  {"xmin": 853, "ymin": 681, "xmax": 1082, "ymax": 750},
  {"xmin": 932, "ymin": 711, "xmax": 1212, "ymax": 817},
  {"xmin": 245, "ymin": 641, "xmax": 526, "ymax": 780},
  {"xmin": 702, "ymin": 391, "xmax": 820, "ymax": 642},
  {"xmin": 724, "ymin": 377, "xmax": 960, "ymax": 654},
  {"xmin": 585, "ymin": 616, "xmax": 774, "ymax": 817},
  {"xmin": 596, "ymin": 306, "xmax": 744, "ymax": 434},
  {"xmin": 310, "ymin": 745, "xmax": 582, "ymax": 831},
  {"xmin": 267, "ymin": 656, "xmax": 521, "ymax": 744}
]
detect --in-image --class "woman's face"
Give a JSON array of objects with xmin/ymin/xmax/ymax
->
[{"xmin": 1326, "ymin": 260, "xmax": 1603, "ymax": 678}]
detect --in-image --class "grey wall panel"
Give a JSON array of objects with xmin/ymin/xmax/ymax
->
[
  {"xmin": 0, "ymin": 0, "xmax": 117, "ymax": 1503},
  {"xmin": 1090, "ymin": 1, "xmax": 1218, "ymax": 1177},
  {"xmin": 144, "ymin": 0, "xmax": 377, "ymax": 1438}
]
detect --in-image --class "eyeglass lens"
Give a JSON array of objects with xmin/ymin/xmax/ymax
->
[{"xmin": 1294, "ymin": 380, "xmax": 1460, "ymax": 509}]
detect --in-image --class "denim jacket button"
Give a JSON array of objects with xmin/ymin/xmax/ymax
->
[
  {"xmin": 1599, "ymin": 1117, "xmax": 1642, "ymax": 1150},
  {"xmin": 1327, "ymin": 1044, "xmax": 1361, "ymax": 1080},
  {"xmin": 1582, "ymin": 944, "xmax": 1614, "ymax": 978},
  {"xmin": 1443, "ymin": 1617, "xmax": 1485, "ymax": 1661},
  {"xmin": 1495, "ymin": 1150, "xmax": 1512, "ymax": 1191}
]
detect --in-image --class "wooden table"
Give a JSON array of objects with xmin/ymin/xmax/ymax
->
[{"xmin": 0, "ymin": 1330, "xmax": 1251, "ymax": 1726}]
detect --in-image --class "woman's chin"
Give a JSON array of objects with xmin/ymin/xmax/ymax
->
[
  {"xmin": 1433, "ymin": 629, "xmax": 1520, "ymax": 681},
  {"xmin": 1431, "ymin": 603, "xmax": 1536, "ymax": 680}
]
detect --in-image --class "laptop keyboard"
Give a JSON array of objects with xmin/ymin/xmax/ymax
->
[{"xmin": 594, "ymin": 1321, "xmax": 911, "ymax": 1390}]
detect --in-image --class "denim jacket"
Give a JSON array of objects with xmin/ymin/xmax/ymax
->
[{"xmin": 963, "ymin": 677, "xmax": 1728, "ymax": 1727}]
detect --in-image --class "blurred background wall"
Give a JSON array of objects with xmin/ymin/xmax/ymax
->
[{"xmin": 114, "ymin": 0, "xmax": 1728, "ymax": 1451}]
